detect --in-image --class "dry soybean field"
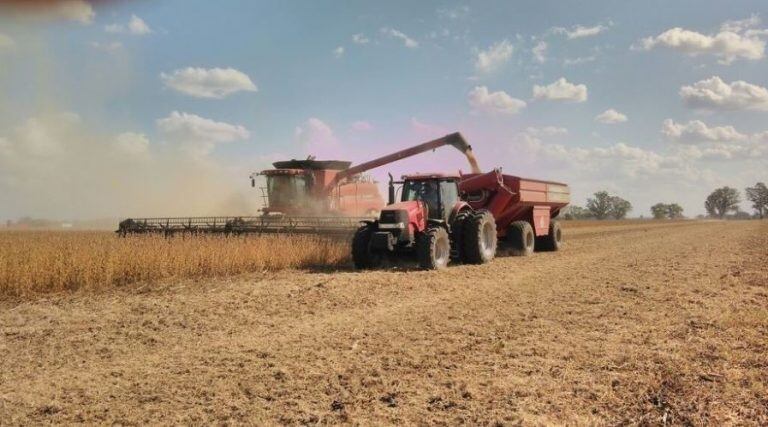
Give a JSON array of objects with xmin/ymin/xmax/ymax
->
[{"xmin": 1, "ymin": 220, "xmax": 767, "ymax": 424}]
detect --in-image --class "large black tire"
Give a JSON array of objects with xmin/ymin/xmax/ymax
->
[
  {"xmin": 506, "ymin": 220, "xmax": 535, "ymax": 256},
  {"xmin": 535, "ymin": 220, "xmax": 562, "ymax": 252},
  {"xmin": 417, "ymin": 227, "xmax": 451, "ymax": 270},
  {"xmin": 449, "ymin": 210, "xmax": 471, "ymax": 262},
  {"xmin": 462, "ymin": 210, "xmax": 497, "ymax": 264},
  {"xmin": 351, "ymin": 224, "xmax": 382, "ymax": 269}
]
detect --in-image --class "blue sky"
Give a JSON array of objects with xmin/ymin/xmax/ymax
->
[{"xmin": 1, "ymin": 0, "xmax": 767, "ymax": 219}]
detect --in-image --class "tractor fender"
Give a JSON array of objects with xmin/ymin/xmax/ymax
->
[
  {"xmin": 426, "ymin": 218, "xmax": 448, "ymax": 230},
  {"xmin": 448, "ymin": 201, "xmax": 473, "ymax": 224}
]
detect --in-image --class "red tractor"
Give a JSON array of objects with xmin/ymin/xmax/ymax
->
[{"xmin": 352, "ymin": 168, "xmax": 570, "ymax": 270}]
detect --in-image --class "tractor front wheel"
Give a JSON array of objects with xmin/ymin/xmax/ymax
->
[
  {"xmin": 506, "ymin": 220, "xmax": 535, "ymax": 256},
  {"xmin": 535, "ymin": 220, "xmax": 562, "ymax": 251},
  {"xmin": 462, "ymin": 210, "xmax": 497, "ymax": 264},
  {"xmin": 417, "ymin": 227, "xmax": 451, "ymax": 270},
  {"xmin": 352, "ymin": 224, "xmax": 383, "ymax": 269}
]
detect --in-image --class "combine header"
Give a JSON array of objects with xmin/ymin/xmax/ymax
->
[{"xmin": 117, "ymin": 133, "xmax": 480, "ymax": 236}]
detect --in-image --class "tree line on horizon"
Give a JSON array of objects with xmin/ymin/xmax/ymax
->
[{"xmin": 563, "ymin": 181, "xmax": 767, "ymax": 220}]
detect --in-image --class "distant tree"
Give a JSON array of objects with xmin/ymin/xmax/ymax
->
[
  {"xmin": 745, "ymin": 182, "xmax": 768, "ymax": 219},
  {"xmin": 667, "ymin": 203, "xmax": 684, "ymax": 219},
  {"xmin": 650, "ymin": 203, "xmax": 668, "ymax": 219},
  {"xmin": 586, "ymin": 191, "xmax": 612, "ymax": 220},
  {"xmin": 731, "ymin": 210, "xmax": 752, "ymax": 220},
  {"xmin": 562, "ymin": 205, "xmax": 590, "ymax": 220},
  {"xmin": 651, "ymin": 203, "xmax": 684, "ymax": 220},
  {"xmin": 705, "ymin": 187, "xmax": 740, "ymax": 219},
  {"xmin": 608, "ymin": 196, "xmax": 632, "ymax": 219}
]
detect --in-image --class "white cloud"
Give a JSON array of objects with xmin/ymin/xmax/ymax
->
[
  {"xmin": 532, "ymin": 77, "xmax": 588, "ymax": 102},
  {"xmin": 638, "ymin": 19, "xmax": 767, "ymax": 64},
  {"xmin": 157, "ymin": 111, "xmax": 249, "ymax": 157},
  {"xmin": 161, "ymin": 67, "xmax": 258, "ymax": 99},
  {"xmin": 468, "ymin": 86, "xmax": 526, "ymax": 115},
  {"xmin": 113, "ymin": 132, "xmax": 149, "ymax": 156},
  {"xmin": 475, "ymin": 40, "xmax": 513, "ymax": 73},
  {"xmin": 352, "ymin": 33, "xmax": 369, "ymax": 44},
  {"xmin": 351, "ymin": 121, "xmax": 372, "ymax": 131},
  {"xmin": 662, "ymin": 119, "xmax": 768, "ymax": 161},
  {"xmin": 295, "ymin": 118, "xmax": 339, "ymax": 157},
  {"xmin": 128, "ymin": 15, "xmax": 152, "ymax": 35},
  {"xmin": 720, "ymin": 14, "xmax": 761, "ymax": 33},
  {"xmin": 0, "ymin": 33, "xmax": 15, "ymax": 52},
  {"xmin": 563, "ymin": 56, "xmax": 596, "ymax": 66},
  {"xmin": 333, "ymin": 46, "xmax": 344, "ymax": 58},
  {"xmin": 679, "ymin": 76, "xmax": 768, "ymax": 111},
  {"xmin": 10, "ymin": 112, "xmax": 81, "ymax": 157},
  {"xmin": 524, "ymin": 126, "xmax": 568, "ymax": 137},
  {"xmin": 553, "ymin": 23, "xmax": 609, "ymax": 39},
  {"xmin": 105, "ymin": 14, "xmax": 152, "ymax": 35},
  {"xmin": 662, "ymin": 119, "xmax": 748, "ymax": 143},
  {"xmin": 437, "ymin": 5, "xmax": 470, "ymax": 20},
  {"xmin": 89, "ymin": 41, "xmax": 123, "ymax": 53},
  {"xmin": 380, "ymin": 27, "xmax": 419, "ymax": 48},
  {"xmin": 55, "ymin": 0, "xmax": 94, "ymax": 24},
  {"xmin": 595, "ymin": 109, "xmax": 628, "ymax": 124},
  {"xmin": 532, "ymin": 41, "xmax": 547, "ymax": 63}
]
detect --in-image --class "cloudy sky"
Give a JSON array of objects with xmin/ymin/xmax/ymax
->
[{"xmin": 0, "ymin": 0, "xmax": 767, "ymax": 219}]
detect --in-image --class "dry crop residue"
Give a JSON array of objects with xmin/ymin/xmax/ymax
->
[{"xmin": 0, "ymin": 221, "xmax": 766, "ymax": 424}]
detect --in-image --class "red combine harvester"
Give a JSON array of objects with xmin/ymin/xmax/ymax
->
[
  {"xmin": 117, "ymin": 133, "xmax": 480, "ymax": 236},
  {"xmin": 352, "ymin": 167, "xmax": 570, "ymax": 270}
]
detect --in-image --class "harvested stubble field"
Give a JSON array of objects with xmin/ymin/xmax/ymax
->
[{"xmin": 1, "ymin": 220, "xmax": 766, "ymax": 425}]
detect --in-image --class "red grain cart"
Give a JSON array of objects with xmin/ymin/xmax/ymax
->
[{"xmin": 459, "ymin": 169, "xmax": 570, "ymax": 256}]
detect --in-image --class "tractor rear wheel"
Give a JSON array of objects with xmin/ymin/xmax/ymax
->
[
  {"xmin": 417, "ymin": 227, "xmax": 451, "ymax": 270},
  {"xmin": 535, "ymin": 220, "xmax": 562, "ymax": 251},
  {"xmin": 462, "ymin": 210, "xmax": 497, "ymax": 264},
  {"xmin": 506, "ymin": 220, "xmax": 535, "ymax": 256},
  {"xmin": 449, "ymin": 210, "xmax": 471, "ymax": 262},
  {"xmin": 352, "ymin": 224, "xmax": 382, "ymax": 269}
]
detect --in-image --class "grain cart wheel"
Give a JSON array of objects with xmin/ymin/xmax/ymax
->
[
  {"xmin": 352, "ymin": 225, "xmax": 382, "ymax": 269},
  {"xmin": 462, "ymin": 210, "xmax": 497, "ymax": 264},
  {"xmin": 535, "ymin": 220, "xmax": 562, "ymax": 252},
  {"xmin": 507, "ymin": 220, "xmax": 535, "ymax": 256},
  {"xmin": 417, "ymin": 227, "xmax": 451, "ymax": 270},
  {"xmin": 449, "ymin": 210, "xmax": 471, "ymax": 262}
]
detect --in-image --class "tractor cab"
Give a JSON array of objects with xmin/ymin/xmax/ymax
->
[{"xmin": 389, "ymin": 174, "xmax": 461, "ymax": 223}]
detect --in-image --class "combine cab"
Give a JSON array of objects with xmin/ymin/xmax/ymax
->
[{"xmin": 257, "ymin": 159, "xmax": 384, "ymax": 217}]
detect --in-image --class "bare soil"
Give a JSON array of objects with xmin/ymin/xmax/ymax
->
[{"xmin": 1, "ymin": 220, "xmax": 766, "ymax": 425}]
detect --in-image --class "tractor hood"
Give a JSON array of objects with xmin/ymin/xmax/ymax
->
[
  {"xmin": 379, "ymin": 200, "xmax": 426, "ymax": 230},
  {"xmin": 382, "ymin": 200, "xmax": 422, "ymax": 215}
]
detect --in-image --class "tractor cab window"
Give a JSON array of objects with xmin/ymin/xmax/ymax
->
[
  {"xmin": 440, "ymin": 180, "xmax": 459, "ymax": 220},
  {"xmin": 267, "ymin": 175, "xmax": 308, "ymax": 207},
  {"xmin": 402, "ymin": 179, "xmax": 441, "ymax": 219}
]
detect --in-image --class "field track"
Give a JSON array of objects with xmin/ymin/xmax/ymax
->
[{"xmin": 1, "ymin": 221, "xmax": 766, "ymax": 424}]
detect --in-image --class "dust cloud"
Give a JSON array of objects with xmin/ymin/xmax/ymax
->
[{"xmin": 0, "ymin": 111, "xmax": 262, "ymax": 221}]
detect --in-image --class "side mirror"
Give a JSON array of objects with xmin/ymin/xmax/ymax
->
[
  {"xmin": 251, "ymin": 178, "xmax": 256, "ymax": 188},
  {"xmin": 388, "ymin": 173, "xmax": 395, "ymax": 205}
]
